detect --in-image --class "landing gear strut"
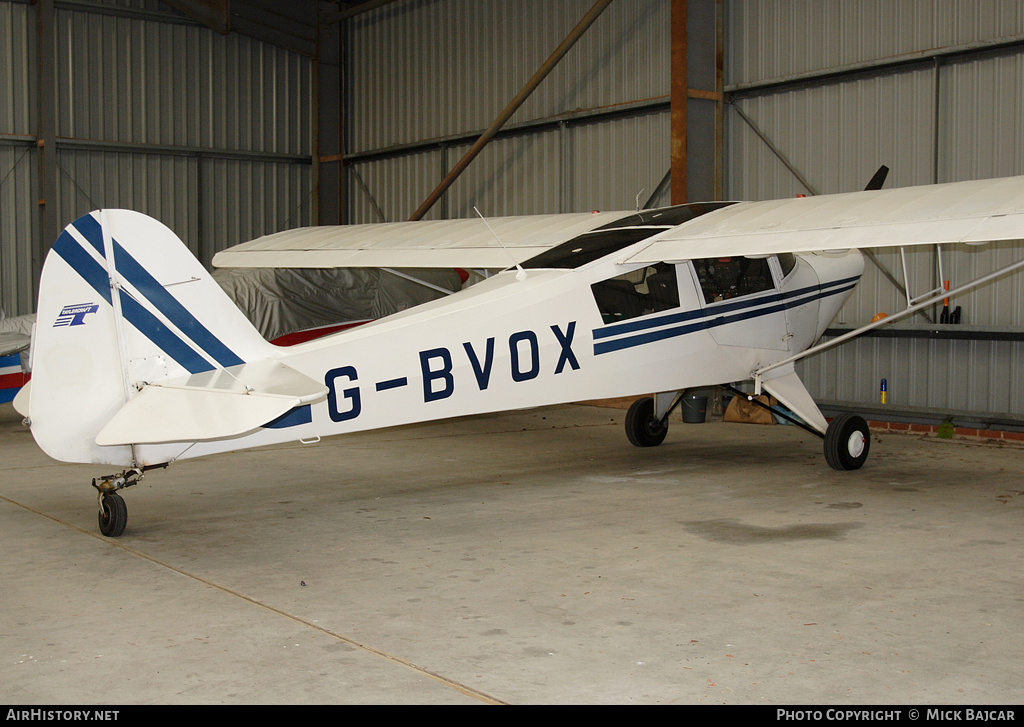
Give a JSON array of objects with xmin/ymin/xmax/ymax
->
[{"xmin": 632, "ymin": 385, "xmax": 872, "ymax": 471}]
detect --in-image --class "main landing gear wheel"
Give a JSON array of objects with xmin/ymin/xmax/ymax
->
[
  {"xmin": 625, "ymin": 397, "xmax": 668, "ymax": 447},
  {"xmin": 98, "ymin": 492, "xmax": 127, "ymax": 537},
  {"xmin": 824, "ymin": 413, "xmax": 870, "ymax": 470}
]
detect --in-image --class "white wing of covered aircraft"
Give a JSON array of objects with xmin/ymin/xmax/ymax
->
[
  {"xmin": 0, "ymin": 332, "xmax": 30, "ymax": 358},
  {"xmin": 13, "ymin": 174, "xmax": 1024, "ymax": 536},
  {"xmin": 0, "ymin": 313, "xmax": 34, "ymax": 357}
]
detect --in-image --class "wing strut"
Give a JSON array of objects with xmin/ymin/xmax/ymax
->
[{"xmin": 723, "ymin": 384, "xmax": 825, "ymax": 438}]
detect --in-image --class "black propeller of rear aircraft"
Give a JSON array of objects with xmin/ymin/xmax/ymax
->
[{"xmin": 864, "ymin": 165, "xmax": 890, "ymax": 191}]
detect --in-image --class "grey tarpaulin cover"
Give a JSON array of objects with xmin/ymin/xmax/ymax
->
[
  {"xmin": 211, "ymin": 267, "xmax": 464, "ymax": 343},
  {"xmin": 0, "ymin": 312, "xmax": 35, "ymax": 368}
]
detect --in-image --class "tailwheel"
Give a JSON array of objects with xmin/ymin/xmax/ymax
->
[
  {"xmin": 625, "ymin": 396, "xmax": 668, "ymax": 447},
  {"xmin": 824, "ymin": 413, "xmax": 870, "ymax": 470},
  {"xmin": 98, "ymin": 492, "xmax": 127, "ymax": 537},
  {"xmin": 92, "ymin": 467, "xmax": 147, "ymax": 537}
]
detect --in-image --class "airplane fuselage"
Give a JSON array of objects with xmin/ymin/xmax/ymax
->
[{"xmin": 132, "ymin": 244, "xmax": 863, "ymax": 466}]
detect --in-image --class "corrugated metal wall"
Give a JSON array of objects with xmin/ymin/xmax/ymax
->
[
  {"xmin": 342, "ymin": 0, "xmax": 673, "ymax": 223},
  {"xmin": 0, "ymin": 0, "xmax": 313, "ymax": 317},
  {"xmin": 725, "ymin": 0, "xmax": 1024, "ymax": 420},
  {"xmin": 55, "ymin": 6, "xmax": 311, "ymax": 154},
  {"xmin": 0, "ymin": 0, "xmax": 37, "ymax": 317}
]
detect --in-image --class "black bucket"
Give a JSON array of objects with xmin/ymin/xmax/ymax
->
[{"xmin": 682, "ymin": 395, "xmax": 708, "ymax": 423}]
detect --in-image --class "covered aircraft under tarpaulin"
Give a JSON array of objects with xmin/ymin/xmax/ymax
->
[
  {"xmin": 13, "ymin": 174, "xmax": 1024, "ymax": 536},
  {"xmin": 0, "ymin": 312, "xmax": 34, "ymax": 404},
  {"xmin": 212, "ymin": 266, "xmax": 465, "ymax": 345}
]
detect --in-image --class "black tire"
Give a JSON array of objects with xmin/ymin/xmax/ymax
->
[
  {"xmin": 625, "ymin": 397, "xmax": 668, "ymax": 447},
  {"xmin": 823, "ymin": 413, "xmax": 870, "ymax": 470},
  {"xmin": 98, "ymin": 492, "xmax": 127, "ymax": 537}
]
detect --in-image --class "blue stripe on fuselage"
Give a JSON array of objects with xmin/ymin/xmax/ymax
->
[{"xmin": 592, "ymin": 276, "xmax": 860, "ymax": 355}]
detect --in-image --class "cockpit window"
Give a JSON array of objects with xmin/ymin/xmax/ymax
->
[
  {"xmin": 591, "ymin": 263, "xmax": 680, "ymax": 324},
  {"xmin": 521, "ymin": 200, "xmax": 739, "ymax": 270},
  {"xmin": 694, "ymin": 257, "xmax": 774, "ymax": 304},
  {"xmin": 523, "ymin": 228, "xmax": 666, "ymax": 270},
  {"xmin": 778, "ymin": 252, "xmax": 797, "ymax": 278}
]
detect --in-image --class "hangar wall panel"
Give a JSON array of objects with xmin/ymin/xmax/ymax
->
[
  {"xmin": 727, "ymin": 0, "xmax": 1024, "ymax": 86},
  {"xmin": 200, "ymin": 157, "xmax": 313, "ymax": 265},
  {"xmin": 52, "ymin": 150, "xmax": 313, "ymax": 269},
  {"xmin": 343, "ymin": 0, "xmax": 672, "ymax": 224},
  {"xmin": 0, "ymin": 145, "xmax": 37, "ymax": 317},
  {"xmin": 726, "ymin": 0, "xmax": 1024, "ymax": 419},
  {"xmin": 0, "ymin": 0, "xmax": 314, "ymax": 315},
  {"xmin": 345, "ymin": 0, "xmax": 669, "ymax": 153},
  {"xmin": 345, "ymin": 149, "xmax": 446, "ymax": 223},
  {"xmin": 444, "ymin": 131, "xmax": 564, "ymax": 219},
  {"xmin": 54, "ymin": 149, "xmax": 200, "ymax": 253},
  {"xmin": 56, "ymin": 6, "xmax": 311, "ymax": 155},
  {"xmin": 1, "ymin": 1, "xmax": 35, "ymax": 317},
  {"xmin": 567, "ymin": 111, "xmax": 672, "ymax": 212},
  {"xmin": 799, "ymin": 337, "xmax": 1024, "ymax": 418},
  {"xmin": 0, "ymin": 0, "xmax": 32, "ymax": 136}
]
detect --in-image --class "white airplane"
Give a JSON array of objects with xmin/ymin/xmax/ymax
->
[{"xmin": 13, "ymin": 173, "xmax": 1024, "ymax": 536}]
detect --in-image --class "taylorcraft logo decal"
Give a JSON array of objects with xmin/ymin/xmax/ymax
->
[{"xmin": 54, "ymin": 303, "xmax": 99, "ymax": 327}]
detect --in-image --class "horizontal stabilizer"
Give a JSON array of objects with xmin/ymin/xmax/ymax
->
[
  {"xmin": 12, "ymin": 380, "xmax": 30, "ymax": 417},
  {"xmin": 96, "ymin": 360, "xmax": 327, "ymax": 446}
]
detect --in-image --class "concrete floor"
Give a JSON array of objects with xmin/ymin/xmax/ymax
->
[{"xmin": 1, "ymin": 400, "xmax": 1022, "ymax": 705}]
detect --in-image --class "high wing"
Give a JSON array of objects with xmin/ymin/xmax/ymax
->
[
  {"xmin": 215, "ymin": 176, "xmax": 1024, "ymax": 272},
  {"xmin": 624, "ymin": 175, "xmax": 1024, "ymax": 263},
  {"xmin": 213, "ymin": 211, "xmax": 633, "ymax": 269}
]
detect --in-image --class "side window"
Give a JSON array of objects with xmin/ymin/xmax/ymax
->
[
  {"xmin": 693, "ymin": 257, "xmax": 774, "ymax": 304},
  {"xmin": 591, "ymin": 263, "xmax": 680, "ymax": 324},
  {"xmin": 778, "ymin": 252, "xmax": 797, "ymax": 278}
]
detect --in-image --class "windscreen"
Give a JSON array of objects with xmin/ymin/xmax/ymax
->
[{"xmin": 521, "ymin": 201, "xmax": 737, "ymax": 270}]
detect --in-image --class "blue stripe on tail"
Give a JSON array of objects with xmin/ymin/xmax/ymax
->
[
  {"xmin": 52, "ymin": 221, "xmax": 215, "ymax": 374},
  {"xmin": 71, "ymin": 214, "xmax": 244, "ymax": 368}
]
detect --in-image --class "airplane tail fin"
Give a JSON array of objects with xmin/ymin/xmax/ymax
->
[{"xmin": 25, "ymin": 210, "xmax": 287, "ymax": 466}]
